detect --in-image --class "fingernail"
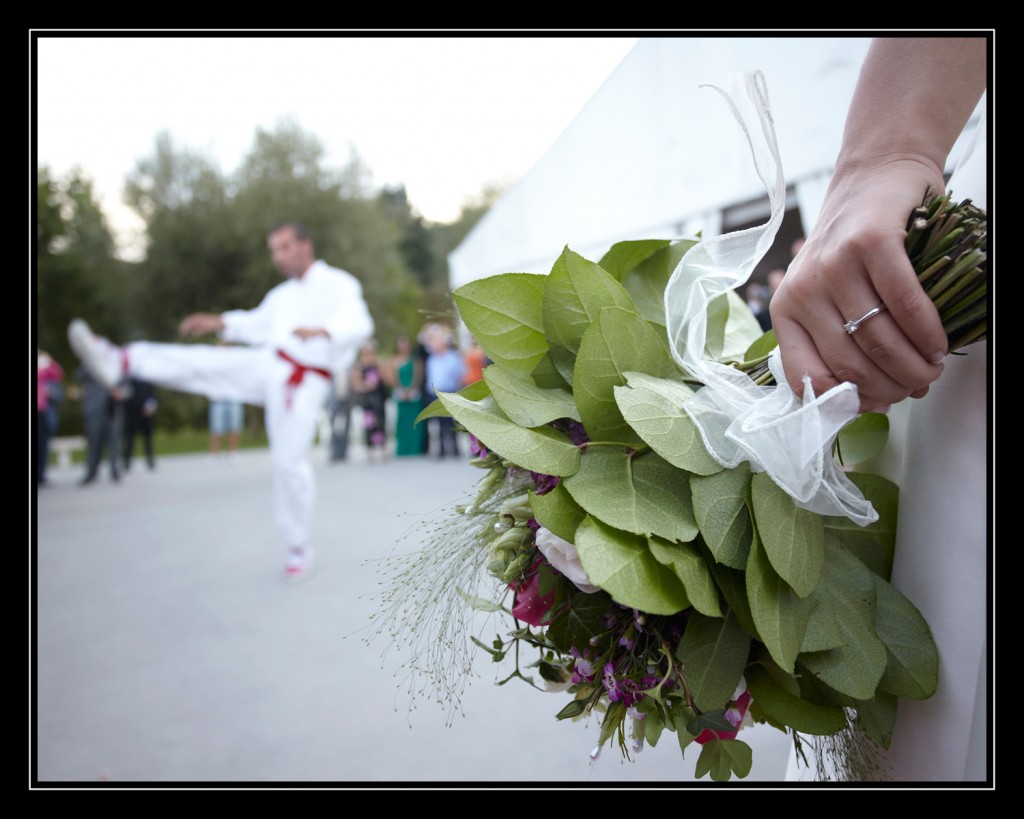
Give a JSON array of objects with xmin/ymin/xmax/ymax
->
[{"xmin": 929, "ymin": 352, "xmax": 945, "ymax": 364}]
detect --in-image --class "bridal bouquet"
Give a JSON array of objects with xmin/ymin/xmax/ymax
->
[{"xmin": 367, "ymin": 190, "xmax": 986, "ymax": 782}]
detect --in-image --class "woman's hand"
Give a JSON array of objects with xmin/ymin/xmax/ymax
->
[{"xmin": 769, "ymin": 158, "xmax": 949, "ymax": 412}]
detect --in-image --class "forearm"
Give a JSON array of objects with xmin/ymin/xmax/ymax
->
[{"xmin": 836, "ymin": 37, "xmax": 986, "ymax": 180}]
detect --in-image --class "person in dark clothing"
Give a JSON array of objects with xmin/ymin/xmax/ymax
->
[
  {"xmin": 122, "ymin": 378, "xmax": 158, "ymax": 472},
  {"xmin": 76, "ymin": 366, "xmax": 125, "ymax": 486},
  {"xmin": 351, "ymin": 341, "xmax": 389, "ymax": 463}
]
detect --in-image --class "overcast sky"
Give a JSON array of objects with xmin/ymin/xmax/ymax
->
[{"xmin": 34, "ymin": 33, "xmax": 639, "ymax": 257}]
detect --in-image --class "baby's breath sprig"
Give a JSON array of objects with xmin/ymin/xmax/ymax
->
[{"xmin": 363, "ymin": 467, "xmax": 529, "ymax": 726}]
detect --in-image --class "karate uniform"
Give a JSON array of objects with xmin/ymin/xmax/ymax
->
[{"xmin": 125, "ymin": 260, "xmax": 374, "ymax": 549}]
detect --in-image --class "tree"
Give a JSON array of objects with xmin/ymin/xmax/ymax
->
[
  {"xmin": 124, "ymin": 133, "xmax": 249, "ymax": 339},
  {"xmin": 36, "ymin": 165, "xmax": 125, "ymax": 373}
]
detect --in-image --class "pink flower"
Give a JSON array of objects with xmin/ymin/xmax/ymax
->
[
  {"xmin": 694, "ymin": 689, "xmax": 752, "ymax": 744},
  {"xmin": 510, "ymin": 565, "xmax": 556, "ymax": 627}
]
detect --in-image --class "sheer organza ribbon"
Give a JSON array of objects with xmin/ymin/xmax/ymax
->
[{"xmin": 663, "ymin": 71, "xmax": 878, "ymax": 526}]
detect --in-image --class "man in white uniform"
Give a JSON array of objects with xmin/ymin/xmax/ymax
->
[{"xmin": 68, "ymin": 222, "xmax": 374, "ymax": 581}]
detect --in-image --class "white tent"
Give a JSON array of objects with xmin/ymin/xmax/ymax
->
[{"xmin": 448, "ymin": 36, "xmax": 985, "ymax": 292}]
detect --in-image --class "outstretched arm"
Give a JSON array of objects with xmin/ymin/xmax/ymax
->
[
  {"xmin": 179, "ymin": 313, "xmax": 225, "ymax": 336},
  {"xmin": 769, "ymin": 37, "xmax": 986, "ymax": 412}
]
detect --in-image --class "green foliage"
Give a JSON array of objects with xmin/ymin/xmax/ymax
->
[{"xmin": 36, "ymin": 166, "xmax": 123, "ymax": 372}]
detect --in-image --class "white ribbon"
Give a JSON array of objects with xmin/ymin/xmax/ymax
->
[{"xmin": 663, "ymin": 71, "xmax": 878, "ymax": 526}]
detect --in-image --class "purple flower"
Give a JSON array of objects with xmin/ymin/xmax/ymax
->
[
  {"xmin": 601, "ymin": 662, "xmax": 643, "ymax": 708},
  {"xmin": 602, "ymin": 663, "xmax": 622, "ymax": 702},
  {"xmin": 569, "ymin": 647, "xmax": 596, "ymax": 684},
  {"xmin": 530, "ymin": 472, "xmax": 560, "ymax": 495},
  {"xmin": 468, "ymin": 434, "xmax": 488, "ymax": 458},
  {"xmin": 565, "ymin": 420, "xmax": 590, "ymax": 446}
]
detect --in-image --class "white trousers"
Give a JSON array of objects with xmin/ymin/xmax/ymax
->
[{"xmin": 126, "ymin": 342, "xmax": 331, "ymax": 549}]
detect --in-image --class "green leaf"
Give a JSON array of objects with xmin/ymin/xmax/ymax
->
[
  {"xmin": 530, "ymin": 352, "xmax": 571, "ymax": 389},
  {"xmin": 873, "ymin": 574, "xmax": 939, "ymax": 700},
  {"xmin": 800, "ymin": 646, "xmax": 888, "ymax": 704},
  {"xmin": 836, "ymin": 412, "xmax": 890, "ymax": 467},
  {"xmin": 676, "ymin": 610, "xmax": 750, "ymax": 713},
  {"xmin": 555, "ymin": 699, "xmax": 588, "ymax": 720},
  {"xmin": 415, "ymin": 378, "xmax": 490, "ymax": 423},
  {"xmin": 612, "ymin": 239, "xmax": 697, "ymax": 328},
  {"xmin": 455, "ymin": 587, "xmax": 505, "ymax": 613},
  {"xmin": 544, "ymin": 346, "xmax": 578, "ymax": 389},
  {"xmin": 597, "ymin": 238, "xmax": 672, "ymax": 281},
  {"xmin": 689, "ymin": 709, "xmax": 736, "ymax": 736},
  {"xmin": 691, "ymin": 463, "xmax": 754, "ymax": 569},
  {"xmin": 642, "ymin": 703, "xmax": 667, "ymax": 748},
  {"xmin": 823, "ymin": 473, "xmax": 899, "ymax": 580},
  {"xmin": 435, "ymin": 391, "xmax": 580, "ymax": 477},
  {"xmin": 801, "ymin": 541, "xmax": 879, "ymax": 653},
  {"xmin": 598, "ymin": 700, "xmax": 627, "ymax": 746},
  {"xmin": 797, "ymin": 544, "xmax": 888, "ymax": 700},
  {"xmin": 854, "ymin": 691, "xmax": 898, "ymax": 750},
  {"xmin": 695, "ymin": 739, "xmax": 753, "ymax": 781},
  {"xmin": 751, "ymin": 472, "xmax": 824, "ymax": 598},
  {"xmin": 453, "ymin": 272, "xmax": 549, "ymax": 376},
  {"xmin": 704, "ymin": 555, "xmax": 759, "ymax": 640},
  {"xmin": 574, "ymin": 307, "xmax": 680, "ymax": 446},
  {"xmin": 746, "ymin": 534, "xmax": 812, "ymax": 674},
  {"xmin": 614, "ymin": 372, "xmax": 722, "ymax": 475},
  {"xmin": 793, "ymin": 660, "xmax": 856, "ymax": 709},
  {"xmin": 648, "ymin": 536, "xmax": 722, "ymax": 617},
  {"xmin": 743, "ymin": 330, "xmax": 778, "ymax": 362},
  {"xmin": 574, "ymin": 516, "xmax": 690, "ymax": 615},
  {"xmin": 546, "ymin": 589, "xmax": 615, "ymax": 654},
  {"xmin": 564, "ymin": 447, "xmax": 698, "ymax": 543},
  {"xmin": 528, "ymin": 483, "xmax": 586, "ymax": 545},
  {"xmin": 542, "ymin": 246, "xmax": 638, "ymax": 354},
  {"xmin": 482, "ymin": 364, "xmax": 580, "ymax": 427},
  {"xmin": 744, "ymin": 664, "xmax": 847, "ymax": 735},
  {"xmin": 706, "ymin": 290, "xmax": 765, "ymax": 363}
]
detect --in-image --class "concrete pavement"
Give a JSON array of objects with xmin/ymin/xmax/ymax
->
[{"xmin": 33, "ymin": 436, "xmax": 793, "ymax": 787}]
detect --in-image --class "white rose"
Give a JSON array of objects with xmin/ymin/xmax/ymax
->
[{"xmin": 535, "ymin": 527, "xmax": 601, "ymax": 594}]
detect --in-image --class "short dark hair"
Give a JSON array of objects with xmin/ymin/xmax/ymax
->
[{"xmin": 268, "ymin": 222, "xmax": 312, "ymax": 243}]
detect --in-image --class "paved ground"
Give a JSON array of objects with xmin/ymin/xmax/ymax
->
[{"xmin": 33, "ymin": 435, "xmax": 793, "ymax": 788}]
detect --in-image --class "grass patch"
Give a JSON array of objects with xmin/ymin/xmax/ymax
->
[{"xmin": 50, "ymin": 426, "xmax": 270, "ymax": 467}]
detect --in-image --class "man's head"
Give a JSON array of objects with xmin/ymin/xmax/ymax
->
[{"xmin": 267, "ymin": 222, "xmax": 315, "ymax": 279}]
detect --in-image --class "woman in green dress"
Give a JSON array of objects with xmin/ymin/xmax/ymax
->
[{"xmin": 387, "ymin": 334, "xmax": 426, "ymax": 457}]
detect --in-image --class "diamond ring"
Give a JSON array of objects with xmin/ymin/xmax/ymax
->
[{"xmin": 843, "ymin": 304, "xmax": 886, "ymax": 335}]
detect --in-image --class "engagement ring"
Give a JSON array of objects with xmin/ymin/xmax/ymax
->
[{"xmin": 844, "ymin": 304, "xmax": 886, "ymax": 335}]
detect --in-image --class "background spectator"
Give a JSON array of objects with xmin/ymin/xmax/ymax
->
[
  {"xmin": 424, "ymin": 325, "xmax": 465, "ymax": 459},
  {"xmin": 76, "ymin": 366, "xmax": 125, "ymax": 486},
  {"xmin": 386, "ymin": 334, "xmax": 426, "ymax": 458},
  {"xmin": 328, "ymin": 364, "xmax": 354, "ymax": 463},
  {"xmin": 122, "ymin": 378, "xmax": 158, "ymax": 472},
  {"xmin": 462, "ymin": 335, "xmax": 487, "ymax": 387},
  {"xmin": 36, "ymin": 349, "xmax": 65, "ymax": 487},
  {"xmin": 352, "ymin": 340, "xmax": 389, "ymax": 463},
  {"xmin": 208, "ymin": 399, "xmax": 244, "ymax": 464}
]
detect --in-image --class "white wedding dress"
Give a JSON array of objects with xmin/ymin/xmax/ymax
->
[{"xmin": 786, "ymin": 107, "xmax": 990, "ymax": 783}]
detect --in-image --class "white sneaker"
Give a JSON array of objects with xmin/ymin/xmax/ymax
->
[
  {"xmin": 284, "ymin": 546, "xmax": 314, "ymax": 582},
  {"xmin": 67, "ymin": 319, "xmax": 124, "ymax": 389}
]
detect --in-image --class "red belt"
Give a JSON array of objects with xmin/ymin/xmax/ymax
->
[{"xmin": 277, "ymin": 349, "xmax": 331, "ymax": 409}]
